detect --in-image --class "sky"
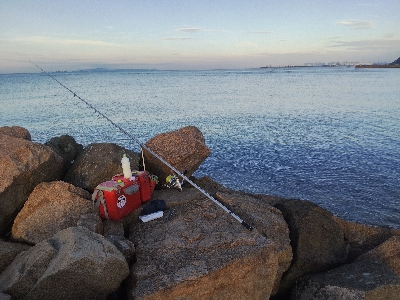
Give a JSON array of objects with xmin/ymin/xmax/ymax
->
[{"xmin": 1, "ymin": 0, "xmax": 399, "ymax": 73}]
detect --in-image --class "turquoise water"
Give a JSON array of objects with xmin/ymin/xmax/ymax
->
[{"xmin": 1, "ymin": 67, "xmax": 399, "ymax": 228}]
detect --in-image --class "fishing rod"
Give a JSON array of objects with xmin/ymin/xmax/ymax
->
[{"xmin": 30, "ymin": 61, "xmax": 253, "ymax": 231}]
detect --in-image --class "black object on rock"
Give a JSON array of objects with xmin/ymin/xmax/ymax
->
[{"xmin": 140, "ymin": 200, "xmax": 166, "ymax": 216}]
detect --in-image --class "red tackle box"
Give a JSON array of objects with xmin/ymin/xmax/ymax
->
[{"xmin": 93, "ymin": 170, "xmax": 158, "ymax": 220}]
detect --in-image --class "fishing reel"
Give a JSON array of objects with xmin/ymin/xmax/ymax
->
[{"xmin": 165, "ymin": 170, "xmax": 187, "ymax": 192}]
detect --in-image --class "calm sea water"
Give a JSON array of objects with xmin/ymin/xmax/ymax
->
[{"xmin": 1, "ymin": 67, "xmax": 399, "ymax": 229}]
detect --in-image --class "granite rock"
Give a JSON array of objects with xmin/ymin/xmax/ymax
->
[
  {"xmin": 64, "ymin": 143, "xmax": 140, "ymax": 193},
  {"xmin": 0, "ymin": 126, "xmax": 31, "ymax": 141},
  {"xmin": 11, "ymin": 181, "xmax": 92, "ymax": 245},
  {"xmin": 142, "ymin": 126, "xmax": 210, "ymax": 187},
  {"xmin": 274, "ymin": 199, "xmax": 347, "ymax": 293},
  {"xmin": 76, "ymin": 212, "xmax": 104, "ymax": 235},
  {"xmin": 0, "ymin": 226, "xmax": 129, "ymax": 300},
  {"xmin": 293, "ymin": 236, "xmax": 400, "ymax": 300},
  {"xmin": 0, "ymin": 134, "xmax": 63, "ymax": 237},
  {"xmin": 45, "ymin": 134, "xmax": 83, "ymax": 176},
  {"xmin": 126, "ymin": 189, "xmax": 291, "ymax": 300},
  {"xmin": 334, "ymin": 216, "xmax": 400, "ymax": 262},
  {"xmin": 0, "ymin": 240, "xmax": 31, "ymax": 273}
]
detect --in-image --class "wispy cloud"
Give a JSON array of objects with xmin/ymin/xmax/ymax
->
[
  {"xmin": 177, "ymin": 27, "xmax": 272, "ymax": 35},
  {"xmin": 177, "ymin": 27, "xmax": 203, "ymax": 32},
  {"xmin": 6, "ymin": 36, "xmax": 116, "ymax": 47},
  {"xmin": 165, "ymin": 27, "xmax": 222, "ymax": 41},
  {"xmin": 176, "ymin": 27, "xmax": 228, "ymax": 33},
  {"xmin": 329, "ymin": 38, "xmax": 400, "ymax": 50},
  {"xmin": 336, "ymin": 19, "xmax": 375, "ymax": 29},
  {"xmin": 163, "ymin": 36, "xmax": 194, "ymax": 40},
  {"xmin": 242, "ymin": 30, "xmax": 273, "ymax": 34}
]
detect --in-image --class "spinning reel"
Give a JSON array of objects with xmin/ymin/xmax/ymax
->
[{"xmin": 165, "ymin": 170, "xmax": 187, "ymax": 191}]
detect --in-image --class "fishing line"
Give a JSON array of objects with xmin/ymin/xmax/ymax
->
[{"xmin": 30, "ymin": 61, "xmax": 253, "ymax": 231}]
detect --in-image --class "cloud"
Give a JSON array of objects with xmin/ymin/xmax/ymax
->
[
  {"xmin": 176, "ymin": 27, "xmax": 228, "ymax": 33},
  {"xmin": 336, "ymin": 19, "xmax": 375, "ymax": 29},
  {"xmin": 6, "ymin": 36, "xmax": 116, "ymax": 47},
  {"xmin": 163, "ymin": 36, "xmax": 194, "ymax": 40},
  {"xmin": 329, "ymin": 38, "xmax": 400, "ymax": 51},
  {"xmin": 177, "ymin": 27, "xmax": 203, "ymax": 32},
  {"xmin": 162, "ymin": 26, "xmax": 234, "ymax": 45}
]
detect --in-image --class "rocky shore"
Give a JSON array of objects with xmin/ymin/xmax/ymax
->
[{"xmin": 1, "ymin": 125, "xmax": 400, "ymax": 300}]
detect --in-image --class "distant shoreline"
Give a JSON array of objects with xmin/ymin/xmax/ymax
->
[
  {"xmin": 260, "ymin": 65, "xmax": 354, "ymax": 69},
  {"xmin": 355, "ymin": 65, "xmax": 400, "ymax": 68},
  {"xmin": 260, "ymin": 64, "xmax": 400, "ymax": 69}
]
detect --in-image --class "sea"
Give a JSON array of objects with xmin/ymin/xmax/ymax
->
[{"xmin": 1, "ymin": 67, "xmax": 399, "ymax": 229}]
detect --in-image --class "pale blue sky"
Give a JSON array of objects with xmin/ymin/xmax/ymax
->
[{"xmin": 1, "ymin": 0, "xmax": 399, "ymax": 73}]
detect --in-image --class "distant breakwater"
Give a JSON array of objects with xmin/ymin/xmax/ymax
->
[{"xmin": 355, "ymin": 64, "xmax": 400, "ymax": 68}]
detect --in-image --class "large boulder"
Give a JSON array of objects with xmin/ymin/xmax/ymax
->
[
  {"xmin": 0, "ymin": 134, "xmax": 63, "ymax": 237},
  {"xmin": 215, "ymin": 191, "xmax": 293, "ymax": 295},
  {"xmin": 293, "ymin": 236, "xmax": 400, "ymax": 299},
  {"xmin": 0, "ymin": 226, "xmax": 130, "ymax": 300},
  {"xmin": 0, "ymin": 240, "xmax": 31, "ymax": 273},
  {"xmin": 0, "ymin": 126, "xmax": 31, "ymax": 141},
  {"xmin": 11, "ymin": 181, "xmax": 93, "ymax": 245},
  {"xmin": 64, "ymin": 143, "xmax": 140, "ymax": 193},
  {"xmin": 44, "ymin": 135, "xmax": 83, "ymax": 176},
  {"xmin": 126, "ymin": 188, "xmax": 291, "ymax": 300},
  {"xmin": 274, "ymin": 199, "xmax": 347, "ymax": 294},
  {"xmin": 142, "ymin": 126, "xmax": 210, "ymax": 186}
]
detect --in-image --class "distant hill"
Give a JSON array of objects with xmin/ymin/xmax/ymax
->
[
  {"xmin": 356, "ymin": 57, "xmax": 400, "ymax": 68},
  {"xmin": 390, "ymin": 57, "xmax": 400, "ymax": 65}
]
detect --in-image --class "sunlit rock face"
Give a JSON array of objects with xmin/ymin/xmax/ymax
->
[
  {"xmin": 0, "ymin": 132, "xmax": 63, "ymax": 237},
  {"xmin": 143, "ymin": 126, "xmax": 210, "ymax": 186},
  {"xmin": 126, "ymin": 189, "xmax": 292, "ymax": 300},
  {"xmin": 11, "ymin": 181, "xmax": 93, "ymax": 245}
]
